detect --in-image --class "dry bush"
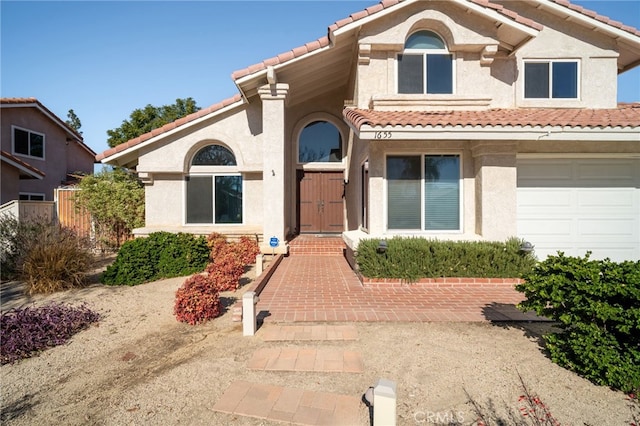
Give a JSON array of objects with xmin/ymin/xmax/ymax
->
[{"xmin": 21, "ymin": 225, "xmax": 93, "ymax": 295}]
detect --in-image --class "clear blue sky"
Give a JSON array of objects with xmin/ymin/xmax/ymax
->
[{"xmin": 2, "ymin": 1, "xmax": 639, "ymax": 159}]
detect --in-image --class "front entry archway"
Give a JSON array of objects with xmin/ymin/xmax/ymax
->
[{"xmin": 297, "ymin": 171, "xmax": 344, "ymax": 234}]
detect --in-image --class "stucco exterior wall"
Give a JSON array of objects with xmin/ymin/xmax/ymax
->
[
  {"xmin": 0, "ymin": 107, "xmax": 95, "ymax": 201},
  {"xmin": 1, "ymin": 166, "xmax": 20, "ymax": 204},
  {"xmin": 352, "ymin": 0, "xmax": 621, "ymax": 110},
  {"xmin": 137, "ymin": 105, "xmax": 262, "ymax": 173}
]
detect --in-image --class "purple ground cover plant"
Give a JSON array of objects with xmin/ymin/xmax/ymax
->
[{"xmin": 1, "ymin": 302, "xmax": 101, "ymax": 364}]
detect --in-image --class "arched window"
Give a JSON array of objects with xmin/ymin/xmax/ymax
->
[
  {"xmin": 186, "ymin": 144, "xmax": 242, "ymax": 224},
  {"xmin": 191, "ymin": 144, "xmax": 237, "ymax": 166},
  {"xmin": 298, "ymin": 121, "xmax": 342, "ymax": 163},
  {"xmin": 398, "ymin": 30, "xmax": 453, "ymax": 94}
]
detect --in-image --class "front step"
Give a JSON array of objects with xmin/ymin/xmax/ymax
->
[{"xmin": 288, "ymin": 235, "xmax": 345, "ymax": 256}]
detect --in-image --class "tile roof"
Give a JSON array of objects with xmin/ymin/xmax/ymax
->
[
  {"xmin": 548, "ymin": 0, "xmax": 640, "ymax": 37},
  {"xmin": 0, "ymin": 150, "xmax": 46, "ymax": 178},
  {"xmin": 343, "ymin": 103, "xmax": 640, "ymax": 129},
  {"xmin": 0, "ymin": 97, "xmax": 96, "ymax": 156},
  {"xmin": 95, "ymin": 94, "xmax": 242, "ymax": 161},
  {"xmin": 98, "ymin": 0, "xmax": 639, "ymax": 162},
  {"xmin": 231, "ymin": 0, "xmax": 543, "ymax": 82}
]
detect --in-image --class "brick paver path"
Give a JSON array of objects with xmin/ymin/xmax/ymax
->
[
  {"xmin": 247, "ymin": 347, "xmax": 364, "ymax": 373},
  {"xmin": 213, "ymin": 380, "xmax": 362, "ymax": 425},
  {"xmin": 256, "ymin": 256, "xmax": 543, "ymax": 323}
]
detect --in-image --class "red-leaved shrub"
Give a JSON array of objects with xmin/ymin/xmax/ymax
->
[
  {"xmin": 206, "ymin": 232, "xmax": 228, "ymax": 260},
  {"xmin": 236, "ymin": 236, "xmax": 260, "ymax": 265},
  {"xmin": 206, "ymin": 246, "xmax": 245, "ymax": 291},
  {"xmin": 174, "ymin": 274, "xmax": 221, "ymax": 325}
]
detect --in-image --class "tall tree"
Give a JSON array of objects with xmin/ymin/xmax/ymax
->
[
  {"xmin": 106, "ymin": 98, "xmax": 200, "ymax": 148},
  {"xmin": 65, "ymin": 109, "xmax": 82, "ymax": 134}
]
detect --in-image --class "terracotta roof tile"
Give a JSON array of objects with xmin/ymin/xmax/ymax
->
[
  {"xmin": 548, "ymin": 0, "xmax": 640, "ymax": 37},
  {"xmin": 232, "ymin": 0, "xmax": 545, "ymax": 82},
  {"xmin": 0, "ymin": 150, "xmax": 46, "ymax": 178},
  {"xmin": 96, "ymin": 94, "xmax": 242, "ymax": 161},
  {"xmin": 0, "ymin": 97, "xmax": 95, "ymax": 156},
  {"xmin": 343, "ymin": 104, "xmax": 640, "ymax": 130}
]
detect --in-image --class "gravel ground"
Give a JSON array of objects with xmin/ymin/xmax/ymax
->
[{"xmin": 0, "ymin": 257, "xmax": 636, "ymax": 425}]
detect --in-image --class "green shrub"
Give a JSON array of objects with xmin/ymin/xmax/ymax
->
[
  {"xmin": 517, "ymin": 252, "xmax": 640, "ymax": 394},
  {"xmin": 355, "ymin": 237, "xmax": 535, "ymax": 280},
  {"xmin": 102, "ymin": 232, "xmax": 209, "ymax": 286}
]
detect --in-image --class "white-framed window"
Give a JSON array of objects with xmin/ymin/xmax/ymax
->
[
  {"xmin": 19, "ymin": 192, "xmax": 45, "ymax": 201},
  {"xmin": 185, "ymin": 144, "xmax": 243, "ymax": 224},
  {"xmin": 386, "ymin": 154, "xmax": 461, "ymax": 231},
  {"xmin": 298, "ymin": 120, "xmax": 342, "ymax": 163},
  {"xmin": 524, "ymin": 60, "xmax": 579, "ymax": 99},
  {"xmin": 397, "ymin": 30, "xmax": 453, "ymax": 94},
  {"xmin": 13, "ymin": 126, "xmax": 45, "ymax": 159}
]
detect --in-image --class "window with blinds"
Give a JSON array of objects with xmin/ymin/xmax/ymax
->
[{"xmin": 387, "ymin": 154, "xmax": 461, "ymax": 231}]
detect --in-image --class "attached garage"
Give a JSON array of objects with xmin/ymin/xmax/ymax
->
[{"xmin": 517, "ymin": 157, "xmax": 640, "ymax": 262}]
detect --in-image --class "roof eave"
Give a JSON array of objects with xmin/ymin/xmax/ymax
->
[
  {"xmin": 537, "ymin": 0, "xmax": 640, "ymax": 47},
  {"xmin": 352, "ymin": 124, "xmax": 640, "ymax": 141},
  {"xmin": 98, "ymin": 98, "xmax": 245, "ymax": 165}
]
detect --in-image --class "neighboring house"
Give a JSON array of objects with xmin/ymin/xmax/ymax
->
[
  {"xmin": 1, "ymin": 98, "xmax": 97, "ymax": 204},
  {"xmin": 97, "ymin": 0, "xmax": 640, "ymax": 262}
]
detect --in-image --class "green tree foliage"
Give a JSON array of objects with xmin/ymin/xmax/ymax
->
[
  {"xmin": 75, "ymin": 168, "xmax": 145, "ymax": 248},
  {"xmin": 106, "ymin": 98, "xmax": 200, "ymax": 148},
  {"xmin": 65, "ymin": 109, "xmax": 82, "ymax": 134}
]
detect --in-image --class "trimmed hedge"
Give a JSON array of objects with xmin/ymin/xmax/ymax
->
[
  {"xmin": 517, "ymin": 252, "xmax": 640, "ymax": 394},
  {"xmin": 102, "ymin": 232, "xmax": 210, "ymax": 286},
  {"xmin": 355, "ymin": 237, "xmax": 536, "ymax": 281}
]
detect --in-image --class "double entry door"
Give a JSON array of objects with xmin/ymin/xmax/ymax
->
[{"xmin": 297, "ymin": 171, "xmax": 344, "ymax": 234}]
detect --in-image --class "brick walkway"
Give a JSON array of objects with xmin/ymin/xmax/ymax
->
[{"xmin": 256, "ymin": 255, "xmax": 543, "ymax": 323}]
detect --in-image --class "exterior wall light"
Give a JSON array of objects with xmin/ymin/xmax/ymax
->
[
  {"xmin": 377, "ymin": 240, "xmax": 388, "ymax": 254},
  {"xmin": 520, "ymin": 241, "xmax": 534, "ymax": 254}
]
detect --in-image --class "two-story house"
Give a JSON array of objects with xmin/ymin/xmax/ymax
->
[
  {"xmin": 97, "ymin": 0, "xmax": 640, "ymax": 262},
  {"xmin": 1, "ymin": 98, "xmax": 97, "ymax": 204}
]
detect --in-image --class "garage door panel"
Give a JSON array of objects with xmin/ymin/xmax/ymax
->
[
  {"xmin": 576, "ymin": 161, "xmax": 637, "ymax": 183},
  {"xmin": 517, "ymin": 158, "xmax": 639, "ymax": 262},
  {"xmin": 517, "ymin": 189, "xmax": 573, "ymax": 210},
  {"xmin": 577, "ymin": 189, "xmax": 636, "ymax": 210},
  {"xmin": 577, "ymin": 218, "xmax": 637, "ymax": 238},
  {"xmin": 518, "ymin": 219, "xmax": 573, "ymax": 237}
]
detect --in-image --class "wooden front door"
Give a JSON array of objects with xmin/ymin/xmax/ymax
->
[{"xmin": 297, "ymin": 171, "xmax": 344, "ymax": 234}]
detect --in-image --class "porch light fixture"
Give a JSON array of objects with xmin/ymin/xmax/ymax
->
[
  {"xmin": 520, "ymin": 241, "xmax": 534, "ymax": 254},
  {"xmin": 377, "ymin": 240, "xmax": 388, "ymax": 254}
]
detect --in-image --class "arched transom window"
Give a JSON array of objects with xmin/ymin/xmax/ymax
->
[
  {"xmin": 191, "ymin": 144, "xmax": 237, "ymax": 166},
  {"xmin": 298, "ymin": 121, "xmax": 342, "ymax": 163},
  {"xmin": 186, "ymin": 144, "xmax": 242, "ymax": 224},
  {"xmin": 397, "ymin": 30, "xmax": 453, "ymax": 94}
]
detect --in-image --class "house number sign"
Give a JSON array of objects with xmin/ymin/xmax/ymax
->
[{"xmin": 374, "ymin": 131, "xmax": 392, "ymax": 139}]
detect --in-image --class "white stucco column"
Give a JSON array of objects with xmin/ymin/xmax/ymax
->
[
  {"xmin": 471, "ymin": 142, "xmax": 518, "ymax": 241},
  {"xmin": 258, "ymin": 83, "xmax": 289, "ymax": 254}
]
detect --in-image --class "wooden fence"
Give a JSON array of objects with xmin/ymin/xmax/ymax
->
[{"xmin": 55, "ymin": 187, "xmax": 92, "ymax": 241}]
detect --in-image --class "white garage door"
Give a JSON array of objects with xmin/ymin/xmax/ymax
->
[{"xmin": 517, "ymin": 158, "xmax": 640, "ymax": 262}]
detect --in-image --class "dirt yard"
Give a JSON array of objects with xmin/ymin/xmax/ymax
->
[{"xmin": 0, "ymin": 256, "xmax": 635, "ymax": 425}]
